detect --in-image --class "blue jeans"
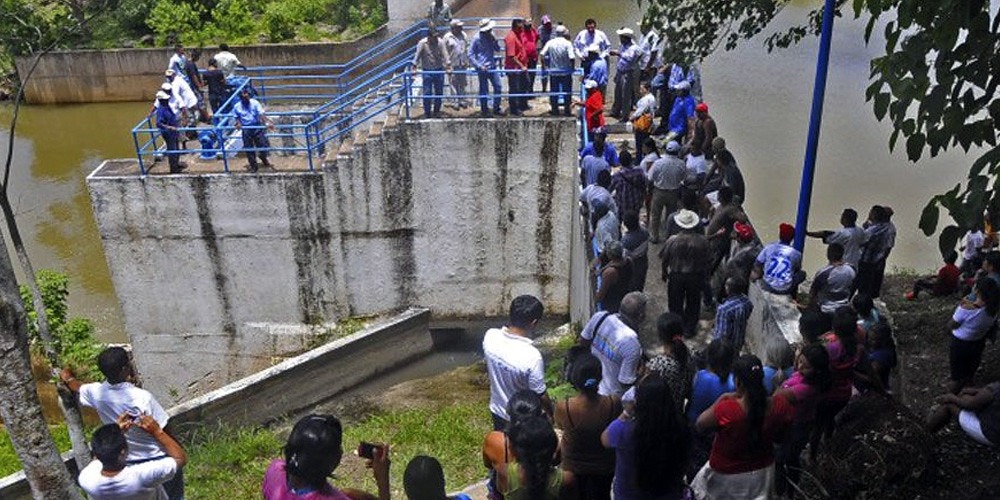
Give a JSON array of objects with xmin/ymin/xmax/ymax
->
[
  {"xmin": 422, "ymin": 70, "xmax": 444, "ymax": 115},
  {"xmin": 549, "ymin": 73, "xmax": 572, "ymax": 113},
  {"xmin": 241, "ymin": 126, "xmax": 270, "ymax": 170},
  {"xmin": 476, "ymin": 69, "xmax": 502, "ymax": 112}
]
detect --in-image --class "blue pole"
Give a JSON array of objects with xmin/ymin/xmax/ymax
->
[{"xmin": 793, "ymin": 0, "xmax": 837, "ymax": 252}]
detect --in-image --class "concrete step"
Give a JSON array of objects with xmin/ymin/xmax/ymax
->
[
  {"xmin": 337, "ymin": 136, "xmax": 355, "ymax": 158},
  {"xmin": 353, "ymin": 128, "xmax": 370, "ymax": 146},
  {"xmin": 369, "ymin": 120, "xmax": 384, "ymax": 138}
]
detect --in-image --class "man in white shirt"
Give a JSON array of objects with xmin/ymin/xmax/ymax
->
[
  {"xmin": 539, "ymin": 24, "xmax": 575, "ymax": 116},
  {"xmin": 166, "ymin": 69, "xmax": 199, "ymax": 143},
  {"xmin": 213, "ymin": 43, "xmax": 245, "ymax": 78},
  {"xmin": 62, "ymin": 347, "xmax": 185, "ymax": 499},
  {"xmin": 574, "ymin": 18, "xmax": 610, "ymax": 75},
  {"xmin": 78, "ymin": 415, "xmax": 186, "ymax": 500},
  {"xmin": 579, "ymin": 291, "xmax": 647, "ymax": 396},
  {"xmin": 442, "ymin": 19, "xmax": 470, "ymax": 108},
  {"xmin": 483, "ymin": 295, "xmax": 551, "ymax": 430},
  {"xmin": 167, "ymin": 45, "xmax": 186, "ymax": 83},
  {"xmin": 807, "ymin": 208, "xmax": 869, "ymax": 268}
]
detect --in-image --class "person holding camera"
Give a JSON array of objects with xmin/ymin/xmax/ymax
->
[
  {"xmin": 263, "ymin": 414, "xmax": 390, "ymax": 500},
  {"xmin": 62, "ymin": 347, "xmax": 185, "ymax": 500},
  {"xmin": 78, "ymin": 413, "xmax": 186, "ymax": 499}
]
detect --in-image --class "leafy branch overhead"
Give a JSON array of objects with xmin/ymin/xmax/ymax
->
[{"xmin": 641, "ymin": 0, "xmax": 1000, "ymax": 254}]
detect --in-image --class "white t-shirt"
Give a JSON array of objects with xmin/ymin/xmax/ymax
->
[
  {"xmin": 171, "ymin": 77, "xmax": 198, "ymax": 109},
  {"xmin": 213, "ymin": 50, "xmax": 242, "ymax": 78},
  {"xmin": 78, "ymin": 457, "xmax": 176, "ymax": 500},
  {"xmin": 964, "ymin": 230, "xmax": 985, "ymax": 261},
  {"xmin": 483, "ymin": 327, "xmax": 546, "ymax": 420},
  {"xmin": 79, "ymin": 382, "xmax": 171, "ymax": 462},
  {"xmin": 581, "ymin": 312, "xmax": 642, "ymax": 397},
  {"xmin": 824, "ymin": 226, "xmax": 868, "ymax": 267}
]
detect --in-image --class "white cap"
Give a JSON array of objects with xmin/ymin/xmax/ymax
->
[
  {"xmin": 587, "ymin": 44, "xmax": 601, "ymax": 54},
  {"xmin": 616, "ymin": 27, "xmax": 635, "ymax": 38},
  {"xmin": 674, "ymin": 80, "xmax": 691, "ymax": 91},
  {"xmin": 584, "ymin": 79, "xmax": 598, "ymax": 90},
  {"xmin": 554, "ymin": 25, "xmax": 568, "ymax": 35},
  {"xmin": 479, "ymin": 18, "xmax": 495, "ymax": 32},
  {"xmin": 665, "ymin": 140, "xmax": 681, "ymax": 153},
  {"xmin": 450, "ymin": 19, "xmax": 463, "ymax": 27},
  {"xmin": 155, "ymin": 90, "xmax": 170, "ymax": 100},
  {"xmin": 165, "ymin": 69, "xmax": 176, "ymax": 77},
  {"xmin": 161, "ymin": 83, "xmax": 173, "ymax": 92}
]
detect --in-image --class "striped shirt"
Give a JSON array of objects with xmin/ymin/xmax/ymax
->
[{"xmin": 714, "ymin": 294, "xmax": 753, "ymax": 352}]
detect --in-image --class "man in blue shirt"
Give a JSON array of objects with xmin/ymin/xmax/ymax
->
[
  {"xmin": 714, "ymin": 275, "xmax": 753, "ymax": 353},
  {"xmin": 610, "ymin": 28, "xmax": 642, "ymax": 120},
  {"xmin": 232, "ymin": 87, "xmax": 274, "ymax": 173},
  {"xmin": 666, "ymin": 80, "xmax": 696, "ymax": 142},
  {"xmin": 155, "ymin": 91, "xmax": 184, "ymax": 174},
  {"xmin": 584, "ymin": 45, "xmax": 608, "ymax": 98},
  {"xmin": 579, "ymin": 131, "xmax": 619, "ymax": 166},
  {"xmin": 468, "ymin": 18, "xmax": 504, "ymax": 116},
  {"xmin": 753, "ymin": 223, "xmax": 806, "ymax": 296}
]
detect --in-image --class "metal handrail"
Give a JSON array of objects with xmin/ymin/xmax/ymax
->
[{"xmin": 132, "ymin": 17, "xmax": 592, "ymax": 175}]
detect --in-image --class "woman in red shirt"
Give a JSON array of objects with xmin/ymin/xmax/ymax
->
[{"xmin": 692, "ymin": 355, "xmax": 794, "ymax": 499}]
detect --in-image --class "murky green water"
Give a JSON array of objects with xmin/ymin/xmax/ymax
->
[
  {"xmin": 0, "ymin": 102, "xmax": 147, "ymax": 342},
  {"xmin": 0, "ymin": 1, "xmax": 979, "ymax": 341}
]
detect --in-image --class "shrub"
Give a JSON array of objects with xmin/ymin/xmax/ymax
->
[{"xmin": 146, "ymin": 0, "xmax": 204, "ymax": 46}]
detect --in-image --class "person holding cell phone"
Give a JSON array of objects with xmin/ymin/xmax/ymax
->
[{"xmin": 262, "ymin": 414, "xmax": 390, "ymax": 500}]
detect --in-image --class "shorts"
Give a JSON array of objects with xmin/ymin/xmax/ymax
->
[{"xmin": 959, "ymin": 410, "xmax": 993, "ymax": 446}]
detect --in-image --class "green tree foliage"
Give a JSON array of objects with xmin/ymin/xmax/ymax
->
[
  {"xmin": 641, "ymin": 0, "xmax": 1000, "ymax": 253},
  {"xmin": 18, "ymin": 269, "xmax": 104, "ymax": 380}
]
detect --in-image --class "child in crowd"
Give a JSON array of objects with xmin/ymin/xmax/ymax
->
[
  {"xmin": 762, "ymin": 337, "xmax": 794, "ymax": 394},
  {"xmin": 906, "ymin": 250, "xmax": 961, "ymax": 300},
  {"xmin": 868, "ymin": 323, "xmax": 898, "ymax": 393},
  {"xmin": 404, "ymin": 455, "xmax": 472, "ymax": 500}
]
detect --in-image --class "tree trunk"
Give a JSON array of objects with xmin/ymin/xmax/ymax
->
[{"xmin": 0, "ymin": 238, "xmax": 84, "ymax": 500}]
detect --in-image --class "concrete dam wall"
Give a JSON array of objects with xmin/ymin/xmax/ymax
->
[{"xmin": 87, "ymin": 117, "xmax": 579, "ymax": 404}]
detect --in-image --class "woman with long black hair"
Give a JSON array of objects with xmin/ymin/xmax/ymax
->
[
  {"xmin": 495, "ymin": 416, "xmax": 570, "ymax": 499},
  {"xmin": 602, "ymin": 374, "xmax": 691, "ymax": 500},
  {"xmin": 774, "ymin": 343, "xmax": 832, "ymax": 495},
  {"xmin": 692, "ymin": 355, "xmax": 793, "ymax": 499}
]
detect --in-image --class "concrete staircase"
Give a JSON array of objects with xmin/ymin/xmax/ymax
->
[{"xmin": 322, "ymin": 72, "xmax": 408, "ymax": 167}]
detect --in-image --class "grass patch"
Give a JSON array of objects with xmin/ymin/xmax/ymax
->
[
  {"xmin": 0, "ymin": 425, "xmax": 74, "ymax": 477},
  {"xmin": 183, "ymin": 426, "xmax": 284, "ymax": 499}
]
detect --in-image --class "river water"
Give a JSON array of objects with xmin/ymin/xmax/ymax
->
[{"xmin": 0, "ymin": 1, "xmax": 976, "ymax": 342}]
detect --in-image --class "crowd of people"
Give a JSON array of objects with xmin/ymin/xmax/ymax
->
[{"xmin": 151, "ymin": 43, "xmax": 269, "ymax": 173}]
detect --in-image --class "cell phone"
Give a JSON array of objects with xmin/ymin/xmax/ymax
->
[
  {"xmin": 125, "ymin": 410, "xmax": 142, "ymax": 423},
  {"xmin": 357, "ymin": 441, "xmax": 378, "ymax": 459}
]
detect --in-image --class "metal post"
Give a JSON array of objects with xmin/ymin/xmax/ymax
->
[
  {"xmin": 220, "ymin": 125, "xmax": 230, "ymax": 174},
  {"xmin": 403, "ymin": 70, "xmax": 411, "ymax": 120},
  {"xmin": 133, "ymin": 131, "xmax": 146, "ymax": 176},
  {"xmin": 305, "ymin": 123, "xmax": 314, "ymax": 172},
  {"xmin": 793, "ymin": 0, "xmax": 837, "ymax": 252}
]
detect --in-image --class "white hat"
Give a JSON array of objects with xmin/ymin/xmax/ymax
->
[
  {"xmin": 164, "ymin": 69, "xmax": 176, "ymax": 77},
  {"xmin": 160, "ymin": 83, "xmax": 173, "ymax": 92},
  {"xmin": 616, "ymin": 27, "xmax": 635, "ymax": 38},
  {"xmin": 584, "ymin": 79, "xmax": 598, "ymax": 90},
  {"xmin": 665, "ymin": 140, "xmax": 681, "ymax": 153},
  {"xmin": 450, "ymin": 19, "xmax": 463, "ymax": 27},
  {"xmin": 674, "ymin": 209, "xmax": 700, "ymax": 230},
  {"xmin": 554, "ymin": 24, "xmax": 569, "ymax": 35},
  {"xmin": 587, "ymin": 44, "xmax": 601, "ymax": 54},
  {"xmin": 479, "ymin": 18, "xmax": 495, "ymax": 32},
  {"xmin": 674, "ymin": 80, "xmax": 691, "ymax": 91},
  {"xmin": 155, "ymin": 90, "xmax": 170, "ymax": 100}
]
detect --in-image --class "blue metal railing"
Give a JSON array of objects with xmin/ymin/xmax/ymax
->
[{"xmin": 132, "ymin": 17, "xmax": 590, "ymax": 175}]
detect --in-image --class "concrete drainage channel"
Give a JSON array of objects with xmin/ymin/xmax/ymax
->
[{"xmin": 0, "ymin": 308, "xmax": 491, "ymax": 499}]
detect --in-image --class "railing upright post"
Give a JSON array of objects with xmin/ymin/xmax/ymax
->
[
  {"xmin": 133, "ymin": 130, "xmax": 146, "ymax": 176},
  {"xmin": 403, "ymin": 70, "xmax": 411, "ymax": 120},
  {"xmin": 220, "ymin": 124, "xmax": 230, "ymax": 174},
  {"xmin": 305, "ymin": 123, "xmax": 315, "ymax": 172}
]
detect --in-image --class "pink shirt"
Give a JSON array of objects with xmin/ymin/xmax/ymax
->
[
  {"xmin": 780, "ymin": 371, "xmax": 819, "ymax": 422},
  {"xmin": 262, "ymin": 460, "xmax": 351, "ymax": 500}
]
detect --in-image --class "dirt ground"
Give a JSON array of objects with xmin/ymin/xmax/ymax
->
[{"xmin": 861, "ymin": 275, "xmax": 1000, "ymax": 499}]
